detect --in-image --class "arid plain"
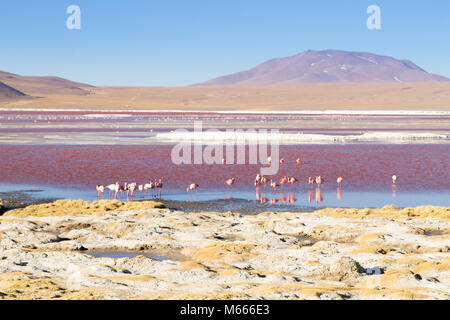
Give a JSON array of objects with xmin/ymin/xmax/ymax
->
[{"xmin": 2, "ymin": 82, "xmax": 450, "ymax": 111}]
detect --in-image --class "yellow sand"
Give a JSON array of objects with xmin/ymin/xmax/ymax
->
[{"xmin": 3, "ymin": 200, "xmax": 165, "ymax": 217}]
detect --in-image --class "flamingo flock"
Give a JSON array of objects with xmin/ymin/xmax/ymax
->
[
  {"xmin": 95, "ymin": 157, "xmax": 399, "ymax": 204},
  {"xmin": 97, "ymin": 179, "xmax": 163, "ymax": 201}
]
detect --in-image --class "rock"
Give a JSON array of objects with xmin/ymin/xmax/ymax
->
[{"xmin": 328, "ymin": 256, "xmax": 366, "ymax": 281}]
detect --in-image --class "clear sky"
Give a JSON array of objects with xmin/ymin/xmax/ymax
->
[{"xmin": 1, "ymin": 0, "xmax": 449, "ymax": 86}]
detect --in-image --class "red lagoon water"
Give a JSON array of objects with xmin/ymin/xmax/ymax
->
[{"xmin": 0, "ymin": 144, "xmax": 449, "ymax": 192}]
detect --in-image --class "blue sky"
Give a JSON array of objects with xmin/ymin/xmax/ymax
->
[{"xmin": 0, "ymin": 0, "xmax": 449, "ymax": 86}]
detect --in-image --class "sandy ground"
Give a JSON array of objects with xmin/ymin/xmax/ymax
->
[
  {"xmin": 0, "ymin": 200, "xmax": 448, "ymax": 300},
  {"xmin": 2, "ymin": 82, "xmax": 450, "ymax": 111}
]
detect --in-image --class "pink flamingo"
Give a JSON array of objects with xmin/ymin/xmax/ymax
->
[
  {"xmin": 337, "ymin": 176, "xmax": 343, "ymax": 187},
  {"xmin": 288, "ymin": 177, "xmax": 298, "ymax": 185},
  {"xmin": 155, "ymin": 179, "xmax": 163, "ymax": 198},
  {"xmin": 127, "ymin": 182, "xmax": 137, "ymax": 201},
  {"xmin": 96, "ymin": 185, "xmax": 105, "ymax": 200},
  {"xmin": 106, "ymin": 182, "xmax": 120, "ymax": 199},
  {"xmin": 308, "ymin": 177, "xmax": 315, "ymax": 186},
  {"xmin": 254, "ymin": 174, "xmax": 261, "ymax": 187},
  {"xmin": 187, "ymin": 183, "xmax": 199, "ymax": 192},
  {"xmin": 224, "ymin": 177, "xmax": 235, "ymax": 187},
  {"xmin": 270, "ymin": 179, "xmax": 279, "ymax": 191},
  {"xmin": 315, "ymin": 176, "xmax": 323, "ymax": 187},
  {"xmin": 260, "ymin": 176, "xmax": 268, "ymax": 189},
  {"xmin": 280, "ymin": 158, "xmax": 285, "ymax": 165},
  {"xmin": 296, "ymin": 158, "xmax": 301, "ymax": 165},
  {"xmin": 279, "ymin": 176, "xmax": 288, "ymax": 189},
  {"xmin": 143, "ymin": 182, "xmax": 153, "ymax": 198},
  {"xmin": 117, "ymin": 182, "xmax": 127, "ymax": 200},
  {"xmin": 392, "ymin": 175, "xmax": 397, "ymax": 185}
]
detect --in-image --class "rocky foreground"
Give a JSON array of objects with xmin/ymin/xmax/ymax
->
[{"xmin": 0, "ymin": 200, "xmax": 449, "ymax": 300}]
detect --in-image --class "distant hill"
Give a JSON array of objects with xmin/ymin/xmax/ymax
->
[
  {"xmin": 0, "ymin": 70, "xmax": 93, "ymax": 96},
  {"xmin": 197, "ymin": 49, "xmax": 450, "ymax": 85},
  {"xmin": 0, "ymin": 80, "xmax": 28, "ymax": 101}
]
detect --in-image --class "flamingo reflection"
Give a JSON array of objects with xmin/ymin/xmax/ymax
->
[
  {"xmin": 308, "ymin": 189, "xmax": 314, "ymax": 203},
  {"xmin": 279, "ymin": 191, "xmax": 287, "ymax": 204},
  {"xmin": 337, "ymin": 187, "xmax": 342, "ymax": 200},
  {"xmin": 288, "ymin": 191, "xmax": 297, "ymax": 203},
  {"xmin": 315, "ymin": 187, "xmax": 323, "ymax": 204},
  {"xmin": 255, "ymin": 187, "xmax": 261, "ymax": 203}
]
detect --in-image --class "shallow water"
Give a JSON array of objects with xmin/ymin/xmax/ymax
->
[
  {"xmin": 1, "ymin": 111, "xmax": 449, "ymax": 211},
  {"xmin": 84, "ymin": 251, "xmax": 168, "ymax": 261}
]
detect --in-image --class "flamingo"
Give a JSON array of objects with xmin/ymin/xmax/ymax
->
[
  {"xmin": 270, "ymin": 179, "xmax": 279, "ymax": 191},
  {"xmin": 392, "ymin": 175, "xmax": 397, "ymax": 185},
  {"xmin": 315, "ymin": 176, "xmax": 323, "ymax": 186},
  {"xmin": 117, "ymin": 182, "xmax": 127, "ymax": 200},
  {"xmin": 222, "ymin": 158, "xmax": 226, "ymax": 165},
  {"xmin": 260, "ymin": 176, "xmax": 268, "ymax": 188},
  {"xmin": 96, "ymin": 185, "xmax": 105, "ymax": 200},
  {"xmin": 296, "ymin": 158, "xmax": 301, "ymax": 165},
  {"xmin": 280, "ymin": 158, "xmax": 285, "ymax": 165},
  {"xmin": 254, "ymin": 174, "xmax": 261, "ymax": 187},
  {"xmin": 337, "ymin": 176, "xmax": 343, "ymax": 187},
  {"xmin": 187, "ymin": 183, "xmax": 199, "ymax": 192},
  {"xmin": 155, "ymin": 179, "xmax": 163, "ymax": 198},
  {"xmin": 308, "ymin": 177, "xmax": 315, "ymax": 186},
  {"xmin": 267, "ymin": 156, "xmax": 272, "ymax": 165},
  {"xmin": 143, "ymin": 182, "xmax": 153, "ymax": 198},
  {"xmin": 288, "ymin": 177, "xmax": 298, "ymax": 185},
  {"xmin": 105, "ymin": 183, "xmax": 118, "ymax": 199},
  {"xmin": 224, "ymin": 178, "xmax": 236, "ymax": 187},
  {"xmin": 127, "ymin": 182, "xmax": 137, "ymax": 201},
  {"xmin": 279, "ymin": 176, "xmax": 288, "ymax": 188}
]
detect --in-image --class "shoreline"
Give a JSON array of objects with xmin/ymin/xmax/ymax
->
[
  {"xmin": 0, "ymin": 199, "xmax": 448, "ymax": 300},
  {"xmin": 2, "ymin": 108, "xmax": 450, "ymax": 116},
  {"xmin": 0, "ymin": 107, "xmax": 450, "ymax": 117}
]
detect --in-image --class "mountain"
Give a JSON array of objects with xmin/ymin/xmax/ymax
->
[
  {"xmin": 0, "ymin": 80, "xmax": 28, "ymax": 101},
  {"xmin": 197, "ymin": 49, "xmax": 450, "ymax": 86},
  {"xmin": 0, "ymin": 70, "xmax": 93, "ymax": 96}
]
